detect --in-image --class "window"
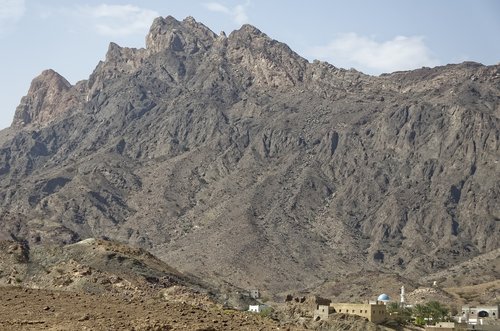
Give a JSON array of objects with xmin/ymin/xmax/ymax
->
[
  {"xmin": 360, "ymin": 310, "xmax": 362, "ymax": 313},
  {"xmin": 339, "ymin": 309, "xmax": 341, "ymax": 313},
  {"xmin": 365, "ymin": 310, "xmax": 367, "ymax": 313}
]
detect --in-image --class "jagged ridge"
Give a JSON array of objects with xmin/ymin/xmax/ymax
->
[{"xmin": 1, "ymin": 16, "xmax": 499, "ymax": 296}]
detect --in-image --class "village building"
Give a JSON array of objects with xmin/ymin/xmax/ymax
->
[
  {"xmin": 249, "ymin": 289, "xmax": 260, "ymax": 299},
  {"xmin": 426, "ymin": 321, "xmax": 500, "ymax": 331},
  {"xmin": 331, "ymin": 302, "xmax": 388, "ymax": 323},
  {"xmin": 311, "ymin": 292, "xmax": 390, "ymax": 323},
  {"xmin": 376, "ymin": 293, "xmax": 391, "ymax": 304},
  {"xmin": 458, "ymin": 305, "xmax": 499, "ymax": 325},
  {"xmin": 248, "ymin": 304, "xmax": 264, "ymax": 313},
  {"xmin": 313, "ymin": 304, "xmax": 334, "ymax": 321},
  {"xmin": 425, "ymin": 322, "xmax": 466, "ymax": 331}
]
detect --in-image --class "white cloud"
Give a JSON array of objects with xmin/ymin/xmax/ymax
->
[
  {"xmin": 77, "ymin": 4, "xmax": 159, "ymax": 37},
  {"xmin": 233, "ymin": 4, "xmax": 248, "ymax": 25},
  {"xmin": 0, "ymin": 0, "xmax": 25, "ymax": 34},
  {"xmin": 204, "ymin": 1, "xmax": 249, "ymax": 25},
  {"xmin": 205, "ymin": 2, "xmax": 231, "ymax": 14},
  {"xmin": 307, "ymin": 33, "xmax": 440, "ymax": 74}
]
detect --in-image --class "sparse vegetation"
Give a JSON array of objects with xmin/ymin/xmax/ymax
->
[
  {"xmin": 258, "ymin": 306, "xmax": 274, "ymax": 318},
  {"xmin": 387, "ymin": 302, "xmax": 413, "ymax": 324},
  {"xmin": 413, "ymin": 301, "xmax": 449, "ymax": 326}
]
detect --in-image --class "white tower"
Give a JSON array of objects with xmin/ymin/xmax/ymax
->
[{"xmin": 400, "ymin": 285, "xmax": 406, "ymax": 306}]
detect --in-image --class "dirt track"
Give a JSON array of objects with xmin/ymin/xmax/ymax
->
[{"xmin": 0, "ymin": 287, "xmax": 295, "ymax": 330}]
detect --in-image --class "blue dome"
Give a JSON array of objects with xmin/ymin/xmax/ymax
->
[{"xmin": 377, "ymin": 294, "xmax": 390, "ymax": 302}]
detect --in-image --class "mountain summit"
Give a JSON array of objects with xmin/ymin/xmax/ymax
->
[
  {"xmin": 1, "ymin": 16, "xmax": 499, "ymax": 295},
  {"xmin": 12, "ymin": 69, "xmax": 82, "ymax": 127}
]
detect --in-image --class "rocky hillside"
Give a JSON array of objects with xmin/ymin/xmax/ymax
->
[
  {"xmin": 0, "ymin": 238, "xmax": 261, "ymax": 310},
  {"xmin": 0, "ymin": 15, "xmax": 499, "ymax": 296},
  {"xmin": 0, "ymin": 238, "xmax": 204, "ymax": 297}
]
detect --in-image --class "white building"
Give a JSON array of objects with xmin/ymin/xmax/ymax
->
[
  {"xmin": 370, "ymin": 293, "xmax": 390, "ymax": 305},
  {"xmin": 457, "ymin": 304, "xmax": 499, "ymax": 325},
  {"xmin": 248, "ymin": 305, "xmax": 264, "ymax": 313}
]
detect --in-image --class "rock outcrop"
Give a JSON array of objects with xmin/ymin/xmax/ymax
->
[{"xmin": 12, "ymin": 69, "xmax": 83, "ymax": 127}]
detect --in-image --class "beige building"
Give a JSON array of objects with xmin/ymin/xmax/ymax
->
[
  {"xmin": 317, "ymin": 302, "xmax": 388, "ymax": 323},
  {"xmin": 313, "ymin": 305, "xmax": 333, "ymax": 320},
  {"xmin": 425, "ymin": 322, "xmax": 467, "ymax": 331}
]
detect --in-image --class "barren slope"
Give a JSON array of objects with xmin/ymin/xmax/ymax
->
[
  {"xmin": 0, "ymin": 286, "xmax": 300, "ymax": 331},
  {"xmin": 0, "ymin": 16, "xmax": 498, "ymax": 295}
]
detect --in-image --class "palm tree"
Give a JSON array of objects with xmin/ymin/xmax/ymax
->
[
  {"xmin": 413, "ymin": 301, "xmax": 449, "ymax": 325},
  {"xmin": 387, "ymin": 302, "xmax": 400, "ymax": 314},
  {"xmin": 413, "ymin": 304, "xmax": 431, "ymax": 325},
  {"xmin": 427, "ymin": 301, "xmax": 449, "ymax": 323}
]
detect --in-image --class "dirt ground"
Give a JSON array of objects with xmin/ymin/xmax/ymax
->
[{"xmin": 0, "ymin": 287, "xmax": 298, "ymax": 331}]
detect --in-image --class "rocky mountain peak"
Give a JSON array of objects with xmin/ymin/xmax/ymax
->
[
  {"xmin": 226, "ymin": 23, "xmax": 275, "ymax": 50},
  {"xmin": 12, "ymin": 69, "xmax": 80, "ymax": 128},
  {"xmin": 231, "ymin": 24, "xmax": 265, "ymax": 38},
  {"xmin": 102, "ymin": 42, "xmax": 147, "ymax": 74},
  {"xmin": 226, "ymin": 23, "xmax": 308, "ymax": 87},
  {"xmin": 145, "ymin": 15, "xmax": 217, "ymax": 55},
  {"xmin": 2, "ymin": 15, "xmax": 499, "ymax": 297}
]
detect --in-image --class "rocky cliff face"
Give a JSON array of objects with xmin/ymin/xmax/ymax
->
[
  {"xmin": 1, "ymin": 16, "xmax": 499, "ymax": 295},
  {"xmin": 11, "ymin": 69, "xmax": 84, "ymax": 128}
]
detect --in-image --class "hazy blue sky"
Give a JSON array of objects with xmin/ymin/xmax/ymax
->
[{"xmin": 1, "ymin": 0, "xmax": 499, "ymax": 129}]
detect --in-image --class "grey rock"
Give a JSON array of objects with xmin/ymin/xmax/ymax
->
[{"xmin": 0, "ymin": 16, "xmax": 499, "ymax": 295}]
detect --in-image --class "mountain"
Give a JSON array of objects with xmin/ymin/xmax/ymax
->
[{"xmin": 0, "ymin": 15, "xmax": 499, "ymax": 297}]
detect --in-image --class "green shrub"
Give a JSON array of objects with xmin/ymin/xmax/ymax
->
[{"xmin": 258, "ymin": 307, "xmax": 274, "ymax": 318}]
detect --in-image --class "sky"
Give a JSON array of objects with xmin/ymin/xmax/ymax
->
[{"xmin": 0, "ymin": 0, "xmax": 499, "ymax": 129}]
